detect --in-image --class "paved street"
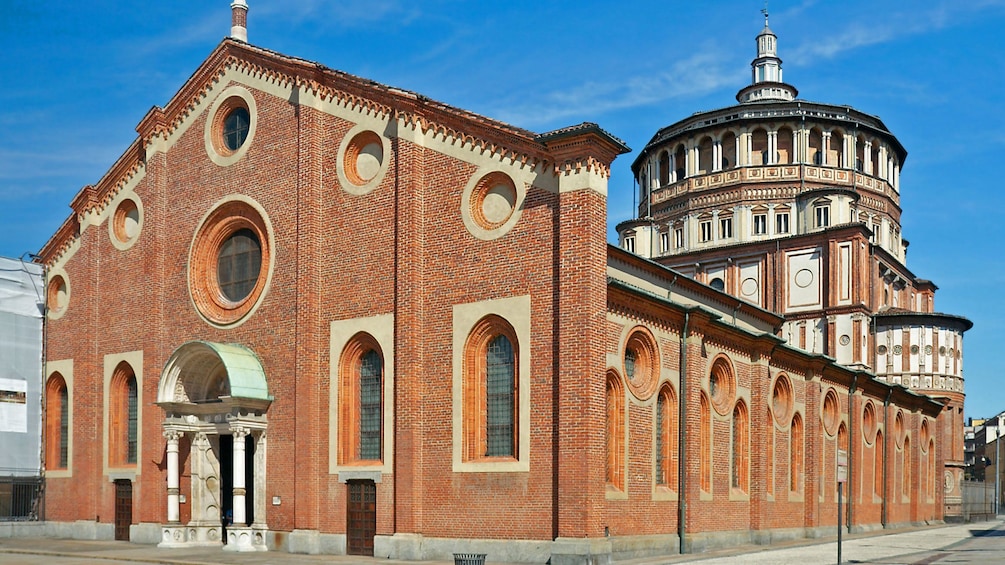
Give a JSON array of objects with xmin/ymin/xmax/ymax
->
[{"xmin": 1, "ymin": 519, "xmax": 1004, "ymax": 564}]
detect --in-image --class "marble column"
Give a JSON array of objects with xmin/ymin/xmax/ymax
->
[
  {"xmin": 231, "ymin": 426, "xmax": 249, "ymax": 526},
  {"xmin": 165, "ymin": 429, "xmax": 183, "ymax": 523}
]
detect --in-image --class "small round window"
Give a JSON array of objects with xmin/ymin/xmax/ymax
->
[
  {"xmin": 822, "ymin": 388, "xmax": 840, "ymax": 436},
  {"xmin": 709, "ymin": 356, "xmax": 736, "ymax": 416},
  {"xmin": 343, "ymin": 131, "xmax": 385, "ymax": 186},
  {"xmin": 461, "ymin": 168, "xmax": 525, "ymax": 240},
  {"xmin": 771, "ymin": 374, "xmax": 793, "ymax": 426},
  {"xmin": 205, "ymin": 85, "xmax": 257, "ymax": 166},
  {"xmin": 217, "ymin": 228, "xmax": 261, "ymax": 303},
  {"xmin": 623, "ymin": 326, "xmax": 659, "ymax": 401},
  {"xmin": 47, "ymin": 274, "xmax": 70, "ymax": 318},
  {"xmin": 110, "ymin": 196, "xmax": 143, "ymax": 249},
  {"xmin": 223, "ymin": 107, "xmax": 250, "ymax": 152}
]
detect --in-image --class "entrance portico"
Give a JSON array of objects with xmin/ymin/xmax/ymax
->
[{"xmin": 155, "ymin": 341, "xmax": 272, "ymax": 551}]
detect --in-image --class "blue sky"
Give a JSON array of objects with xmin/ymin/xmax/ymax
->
[{"xmin": 1, "ymin": 0, "xmax": 1002, "ymax": 419}]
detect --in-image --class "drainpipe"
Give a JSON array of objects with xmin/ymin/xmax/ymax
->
[
  {"xmin": 847, "ymin": 374, "xmax": 858, "ymax": 532},
  {"xmin": 881, "ymin": 388, "xmax": 892, "ymax": 528},
  {"xmin": 23, "ymin": 255, "xmax": 47, "ymax": 520},
  {"xmin": 678, "ymin": 310, "xmax": 690, "ymax": 553}
]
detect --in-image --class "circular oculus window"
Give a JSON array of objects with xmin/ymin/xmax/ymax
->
[
  {"xmin": 709, "ymin": 356, "xmax": 736, "ymax": 416},
  {"xmin": 204, "ymin": 85, "xmax": 258, "ymax": 166},
  {"xmin": 471, "ymin": 172, "xmax": 517, "ymax": 231},
  {"xmin": 337, "ymin": 125, "xmax": 391, "ymax": 196},
  {"xmin": 343, "ymin": 130, "xmax": 385, "ymax": 186},
  {"xmin": 110, "ymin": 196, "xmax": 143, "ymax": 249},
  {"xmin": 189, "ymin": 197, "xmax": 273, "ymax": 327},
  {"xmin": 623, "ymin": 326, "xmax": 659, "ymax": 401},
  {"xmin": 822, "ymin": 388, "xmax": 840, "ymax": 436},
  {"xmin": 862, "ymin": 401, "xmax": 878, "ymax": 445},
  {"xmin": 47, "ymin": 273, "xmax": 70, "ymax": 319},
  {"xmin": 461, "ymin": 169, "xmax": 525, "ymax": 241},
  {"xmin": 894, "ymin": 411, "xmax": 905, "ymax": 449},
  {"xmin": 771, "ymin": 374, "xmax": 793, "ymax": 426}
]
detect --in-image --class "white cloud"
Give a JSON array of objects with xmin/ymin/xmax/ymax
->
[{"xmin": 493, "ymin": 51, "xmax": 747, "ymax": 127}]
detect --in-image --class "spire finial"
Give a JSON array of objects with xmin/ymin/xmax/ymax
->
[
  {"xmin": 761, "ymin": 1, "xmax": 769, "ymax": 26},
  {"xmin": 231, "ymin": 0, "xmax": 248, "ymax": 43}
]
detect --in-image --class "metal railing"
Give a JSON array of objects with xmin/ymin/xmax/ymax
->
[{"xmin": 0, "ymin": 476, "xmax": 42, "ymax": 521}]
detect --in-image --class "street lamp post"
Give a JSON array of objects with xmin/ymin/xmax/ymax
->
[{"xmin": 996, "ymin": 432, "xmax": 1001, "ymax": 515}]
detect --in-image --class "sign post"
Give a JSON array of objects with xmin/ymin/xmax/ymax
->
[{"xmin": 837, "ymin": 449, "xmax": 848, "ymax": 564}]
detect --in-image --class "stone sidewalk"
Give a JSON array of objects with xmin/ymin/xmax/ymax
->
[{"xmin": 1, "ymin": 519, "xmax": 1001, "ymax": 565}]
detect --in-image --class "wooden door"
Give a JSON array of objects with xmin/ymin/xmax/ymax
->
[
  {"xmin": 346, "ymin": 480, "xmax": 376, "ymax": 556},
  {"xmin": 114, "ymin": 479, "xmax": 132, "ymax": 541}
]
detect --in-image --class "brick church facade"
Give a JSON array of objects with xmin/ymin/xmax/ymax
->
[{"xmin": 37, "ymin": 4, "xmax": 959, "ymax": 563}]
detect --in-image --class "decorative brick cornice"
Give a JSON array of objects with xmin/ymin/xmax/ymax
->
[
  {"xmin": 40, "ymin": 38, "xmax": 626, "ymax": 265},
  {"xmin": 537, "ymin": 123, "xmax": 630, "ymax": 178}
]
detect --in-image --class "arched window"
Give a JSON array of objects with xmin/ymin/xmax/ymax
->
[
  {"xmin": 722, "ymin": 131, "xmax": 737, "ymax": 170},
  {"xmin": 655, "ymin": 384, "xmax": 676, "ymax": 487},
  {"xmin": 700, "ymin": 392, "xmax": 711, "ymax": 492},
  {"xmin": 790, "ymin": 413, "xmax": 803, "ymax": 493},
  {"xmin": 874, "ymin": 429, "xmax": 884, "ymax": 496},
  {"xmin": 606, "ymin": 371, "xmax": 625, "ymax": 490},
  {"xmin": 697, "ymin": 137, "xmax": 714, "ymax": 174},
  {"xmin": 927, "ymin": 438, "xmax": 936, "ymax": 500},
  {"xmin": 903, "ymin": 436, "xmax": 911, "ymax": 499},
  {"xmin": 732, "ymin": 401, "xmax": 749, "ymax": 492},
  {"xmin": 777, "ymin": 126, "xmax": 794, "ymax": 164},
  {"xmin": 829, "ymin": 131, "xmax": 845, "ymax": 168},
  {"xmin": 110, "ymin": 362, "xmax": 137, "ymax": 466},
  {"xmin": 359, "ymin": 350, "xmax": 382, "ymax": 460},
  {"xmin": 658, "ymin": 151, "xmax": 670, "ymax": 187},
  {"xmin": 766, "ymin": 407, "xmax": 775, "ymax": 496},
  {"xmin": 46, "ymin": 374, "xmax": 69, "ymax": 470},
  {"xmin": 674, "ymin": 145, "xmax": 687, "ymax": 180},
  {"xmin": 751, "ymin": 129, "xmax": 769, "ymax": 165},
  {"xmin": 808, "ymin": 128, "xmax": 824, "ymax": 165},
  {"xmin": 338, "ymin": 333, "xmax": 384, "ymax": 464},
  {"xmin": 485, "ymin": 335, "xmax": 515, "ymax": 456},
  {"xmin": 463, "ymin": 316, "xmax": 518, "ymax": 461}
]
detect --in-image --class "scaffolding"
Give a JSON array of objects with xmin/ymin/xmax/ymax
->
[{"xmin": 0, "ymin": 256, "xmax": 44, "ymax": 521}]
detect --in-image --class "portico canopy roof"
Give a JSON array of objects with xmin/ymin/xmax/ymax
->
[{"xmin": 157, "ymin": 340, "xmax": 272, "ymax": 410}]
